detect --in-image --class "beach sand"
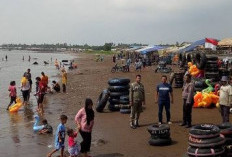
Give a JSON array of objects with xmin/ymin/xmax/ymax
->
[{"xmin": 45, "ymin": 52, "xmax": 229, "ymax": 157}]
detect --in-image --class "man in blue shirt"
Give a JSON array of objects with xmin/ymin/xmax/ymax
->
[{"xmin": 156, "ymin": 75, "xmax": 174, "ymax": 124}]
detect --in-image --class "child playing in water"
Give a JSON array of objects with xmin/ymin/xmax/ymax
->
[
  {"xmin": 7, "ymin": 81, "xmax": 17, "ymax": 110},
  {"xmin": 47, "ymin": 115, "xmax": 68, "ymax": 157},
  {"xmin": 67, "ymin": 128, "xmax": 80, "ymax": 157},
  {"xmin": 39, "ymin": 119, "xmax": 53, "ymax": 134}
]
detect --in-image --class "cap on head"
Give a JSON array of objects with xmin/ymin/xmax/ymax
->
[{"xmin": 221, "ymin": 76, "xmax": 228, "ymax": 82}]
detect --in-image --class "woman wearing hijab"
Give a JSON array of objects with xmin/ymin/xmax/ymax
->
[{"xmin": 75, "ymin": 98, "xmax": 94, "ymax": 157}]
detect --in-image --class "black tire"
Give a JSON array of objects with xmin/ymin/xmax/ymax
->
[
  {"xmin": 109, "ymin": 98, "xmax": 129, "ymax": 104},
  {"xmin": 175, "ymin": 80, "xmax": 184, "ymax": 84},
  {"xmin": 175, "ymin": 77, "xmax": 183, "ymax": 81},
  {"xmin": 218, "ymin": 123, "xmax": 232, "ymax": 136},
  {"xmin": 194, "ymin": 80, "xmax": 206, "ymax": 88},
  {"xmin": 206, "ymin": 55, "xmax": 218, "ymax": 61},
  {"xmin": 195, "ymin": 52, "xmax": 206, "ymax": 70},
  {"xmin": 189, "ymin": 124, "xmax": 220, "ymax": 139},
  {"xmin": 148, "ymin": 137, "xmax": 172, "ymax": 146},
  {"xmin": 206, "ymin": 63, "xmax": 218, "ymax": 68},
  {"xmin": 108, "ymin": 78, "xmax": 130, "ymax": 86},
  {"xmin": 96, "ymin": 90, "xmax": 109, "ymax": 112},
  {"xmin": 108, "ymin": 104, "xmax": 120, "ymax": 111},
  {"xmin": 205, "ymin": 72, "xmax": 219, "ymax": 79},
  {"xmin": 110, "ymin": 91, "xmax": 129, "ymax": 97},
  {"xmin": 186, "ymin": 53, "xmax": 192, "ymax": 62},
  {"xmin": 205, "ymin": 68, "xmax": 219, "ymax": 72},
  {"xmin": 147, "ymin": 124, "xmax": 170, "ymax": 136},
  {"xmin": 108, "ymin": 85, "xmax": 130, "ymax": 92},
  {"xmin": 187, "ymin": 146, "xmax": 225, "ymax": 157},
  {"xmin": 206, "ymin": 60, "xmax": 218, "ymax": 64},
  {"xmin": 120, "ymin": 95, "xmax": 129, "ymax": 101},
  {"xmin": 151, "ymin": 133, "xmax": 170, "ymax": 139},
  {"xmin": 189, "ymin": 134, "xmax": 225, "ymax": 148},
  {"xmin": 120, "ymin": 108, "xmax": 131, "ymax": 114},
  {"xmin": 174, "ymin": 84, "xmax": 183, "ymax": 88},
  {"xmin": 111, "ymin": 67, "xmax": 116, "ymax": 73}
]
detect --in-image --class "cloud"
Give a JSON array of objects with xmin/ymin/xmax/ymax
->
[{"xmin": 0, "ymin": 0, "xmax": 231, "ymax": 45}]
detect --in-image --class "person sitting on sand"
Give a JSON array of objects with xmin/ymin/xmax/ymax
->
[
  {"xmin": 39, "ymin": 119, "xmax": 53, "ymax": 134},
  {"xmin": 52, "ymin": 81, "xmax": 61, "ymax": 92}
]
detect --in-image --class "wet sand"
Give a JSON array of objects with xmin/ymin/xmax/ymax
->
[{"xmin": 33, "ymin": 52, "xmax": 230, "ymax": 157}]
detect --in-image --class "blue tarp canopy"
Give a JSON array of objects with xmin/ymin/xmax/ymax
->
[
  {"xmin": 179, "ymin": 39, "xmax": 205, "ymax": 53},
  {"xmin": 139, "ymin": 45, "xmax": 163, "ymax": 54}
]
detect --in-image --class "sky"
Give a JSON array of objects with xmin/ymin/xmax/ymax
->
[{"xmin": 0, "ymin": 0, "xmax": 231, "ymax": 45}]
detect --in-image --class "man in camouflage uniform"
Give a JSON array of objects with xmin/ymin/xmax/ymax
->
[{"xmin": 129, "ymin": 74, "xmax": 145, "ymax": 129}]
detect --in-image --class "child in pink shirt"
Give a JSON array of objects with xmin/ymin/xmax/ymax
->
[
  {"xmin": 7, "ymin": 81, "xmax": 17, "ymax": 110},
  {"xmin": 67, "ymin": 128, "xmax": 80, "ymax": 157}
]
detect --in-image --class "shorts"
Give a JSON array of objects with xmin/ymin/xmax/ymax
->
[
  {"xmin": 38, "ymin": 94, "xmax": 45, "ymax": 104},
  {"xmin": 55, "ymin": 142, "xmax": 65, "ymax": 150},
  {"xmin": 22, "ymin": 90, "xmax": 29, "ymax": 101},
  {"xmin": 68, "ymin": 144, "xmax": 80, "ymax": 156},
  {"xmin": 10, "ymin": 96, "xmax": 16, "ymax": 104}
]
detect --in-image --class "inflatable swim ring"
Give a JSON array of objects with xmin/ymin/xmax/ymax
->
[
  {"xmin": 33, "ymin": 115, "xmax": 44, "ymax": 132},
  {"xmin": 9, "ymin": 98, "xmax": 23, "ymax": 112}
]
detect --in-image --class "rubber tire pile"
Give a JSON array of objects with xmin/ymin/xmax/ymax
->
[
  {"xmin": 203, "ymin": 55, "xmax": 220, "ymax": 82},
  {"xmin": 108, "ymin": 78, "xmax": 131, "ymax": 114},
  {"xmin": 174, "ymin": 72, "xmax": 184, "ymax": 88},
  {"xmin": 147, "ymin": 124, "xmax": 172, "ymax": 146},
  {"xmin": 187, "ymin": 124, "xmax": 226, "ymax": 157},
  {"xmin": 218, "ymin": 123, "xmax": 232, "ymax": 156}
]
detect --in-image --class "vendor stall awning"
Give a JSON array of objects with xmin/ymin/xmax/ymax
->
[
  {"xmin": 136, "ymin": 45, "xmax": 164, "ymax": 54},
  {"xmin": 218, "ymin": 38, "xmax": 232, "ymax": 46}
]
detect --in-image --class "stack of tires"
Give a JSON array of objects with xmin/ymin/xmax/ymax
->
[
  {"xmin": 187, "ymin": 124, "xmax": 225, "ymax": 157},
  {"xmin": 147, "ymin": 124, "xmax": 172, "ymax": 146},
  {"xmin": 174, "ymin": 72, "xmax": 184, "ymax": 88},
  {"xmin": 219, "ymin": 68, "xmax": 230, "ymax": 79},
  {"xmin": 108, "ymin": 78, "xmax": 131, "ymax": 113},
  {"xmin": 179, "ymin": 52, "xmax": 195, "ymax": 68},
  {"xmin": 218, "ymin": 123, "xmax": 232, "ymax": 156},
  {"xmin": 96, "ymin": 89, "xmax": 110, "ymax": 112},
  {"xmin": 204, "ymin": 55, "xmax": 220, "ymax": 82}
]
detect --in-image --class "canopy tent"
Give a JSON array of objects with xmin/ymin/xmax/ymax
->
[
  {"xmin": 179, "ymin": 39, "xmax": 205, "ymax": 53},
  {"xmin": 179, "ymin": 38, "xmax": 219, "ymax": 53},
  {"xmin": 125, "ymin": 46, "xmax": 144, "ymax": 52},
  {"xmin": 136, "ymin": 45, "xmax": 164, "ymax": 54},
  {"xmin": 218, "ymin": 38, "xmax": 232, "ymax": 47}
]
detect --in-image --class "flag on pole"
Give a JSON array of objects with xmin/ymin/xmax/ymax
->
[{"xmin": 205, "ymin": 38, "xmax": 218, "ymax": 51}]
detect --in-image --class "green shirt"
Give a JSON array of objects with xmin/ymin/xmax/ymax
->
[{"xmin": 130, "ymin": 82, "xmax": 145, "ymax": 102}]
